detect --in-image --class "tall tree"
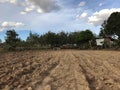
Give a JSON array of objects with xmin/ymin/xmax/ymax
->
[
  {"xmin": 44, "ymin": 31, "xmax": 59, "ymax": 47},
  {"xmin": 99, "ymin": 20, "xmax": 107, "ymax": 37},
  {"xmin": 58, "ymin": 31, "xmax": 68, "ymax": 45},
  {"xmin": 100, "ymin": 12, "xmax": 120, "ymax": 38},
  {"xmin": 77, "ymin": 30, "xmax": 94, "ymax": 44},
  {"xmin": 5, "ymin": 30, "xmax": 20, "ymax": 50},
  {"xmin": 0, "ymin": 39, "xmax": 2, "ymax": 44},
  {"xmin": 68, "ymin": 32, "xmax": 78, "ymax": 44},
  {"xmin": 26, "ymin": 32, "xmax": 40, "ymax": 46}
]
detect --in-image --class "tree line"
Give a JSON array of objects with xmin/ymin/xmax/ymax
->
[
  {"xmin": 0, "ymin": 12, "xmax": 120, "ymax": 51},
  {"xmin": 0, "ymin": 29, "xmax": 96, "ymax": 51}
]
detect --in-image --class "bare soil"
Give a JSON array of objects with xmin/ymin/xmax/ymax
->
[{"xmin": 0, "ymin": 50, "xmax": 120, "ymax": 90}]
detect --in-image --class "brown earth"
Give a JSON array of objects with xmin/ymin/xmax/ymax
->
[{"xmin": 0, "ymin": 50, "xmax": 120, "ymax": 90}]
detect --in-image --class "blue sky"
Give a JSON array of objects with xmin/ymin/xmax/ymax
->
[{"xmin": 0, "ymin": 0, "xmax": 120, "ymax": 41}]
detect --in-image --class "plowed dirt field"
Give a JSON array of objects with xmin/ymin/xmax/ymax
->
[{"xmin": 0, "ymin": 50, "xmax": 120, "ymax": 90}]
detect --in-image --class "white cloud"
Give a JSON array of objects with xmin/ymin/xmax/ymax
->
[
  {"xmin": 99, "ymin": 3, "xmax": 104, "ymax": 6},
  {"xmin": 76, "ymin": 12, "xmax": 88, "ymax": 21},
  {"xmin": 0, "ymin": 0, "xmax": 17, "ymax": 4},
  {"xmin": 21, "ymin": 0, "xmax": 60, "ymax": 14},
  {"xmin": 79, "ymin": 12, "xmax": 88, "ymax": 18},
  {"xmin": 37, "ymin": 8, "xmax": 43, "ymax": 13},
  {"xmin": 78, "ymin": 1, "xmax": 86, "ymax": 7},
  {"xmin": 0, "ymin": 0, "xmax": 60, "ymax": 14},
  {"xmin": 88, "ymin": 8, "xmax": 120, "ymax": 26},
  {"xmin": 0, "ymin": 21, "xmax": 25, "ymax": 31},
  {"xmin": 24, "ymin": 5, "xmax": 35, "ymax": 12},
  {"xmin": 1, "ymin": 21, "xmax": 24, "ymax": 27},
  {"xmin": 20, "ymin": 11, "xmax": 27, "ymax": 15}
]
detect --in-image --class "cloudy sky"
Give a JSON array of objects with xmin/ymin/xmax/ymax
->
[{"xmin": 0, "ymin": 0, "xmax": 120, "ymax": 41}]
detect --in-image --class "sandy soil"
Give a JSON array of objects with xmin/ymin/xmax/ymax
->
[{"xmin": 0, "ymin": 50, "xmax": 120, "ymax": 90}]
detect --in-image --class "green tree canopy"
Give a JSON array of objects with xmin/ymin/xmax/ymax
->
[
  {"xmin": 44, "ymin": 31, "xmax": 59, "ymax": 47},
  {"xmin": 57, "ymin": 31, "xmax": 68, "ymax": 45},
  {"xmin": 100, "ymin": 12, "xmax": 120, "ymax": 39},
  {"xmin": 5, "ymin": 30, "xmax": 20, "ymax": 50},
  {"xmin": 0, "ymin": 39, "xmax": 2, "ymax": 44},
  {"xmin": 99, "ymin": 20, "xmax": 107, "ymax": 37},
  {"xmin": 26, "ymin": 32, "xmax": 40, "ymax": 45},
  {"xmin": 77, "ymin": 30, "xmax": 94, "ymax": 44}
]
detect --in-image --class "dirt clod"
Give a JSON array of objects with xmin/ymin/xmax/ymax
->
[{"xmin": 0, "ymin": 50, "xmax": 120, "ymax": 90}]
